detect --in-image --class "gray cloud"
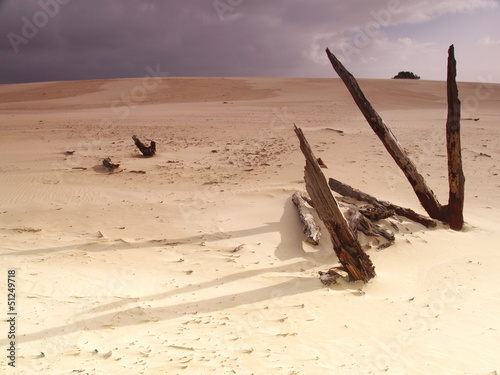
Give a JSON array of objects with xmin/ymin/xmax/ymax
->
[{"xmin": 0, "ymin": 0, "xmax": 499, "ymax": 83}]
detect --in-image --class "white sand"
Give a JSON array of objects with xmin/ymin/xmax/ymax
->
[{"xmin": 0, "ymin": 77, "xmax": 499, "ymax": 374}]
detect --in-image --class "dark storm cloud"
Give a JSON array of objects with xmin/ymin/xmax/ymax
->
[
  {"xmin": 0, "ymin": 0, "xmax": 498, "ymax": 83},
  {"xmin": 0, "ymin": 0, "xmax": 367, "ymax": 83}
]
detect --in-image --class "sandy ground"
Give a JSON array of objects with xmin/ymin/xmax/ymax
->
[{"xmin": 0, "ymin": 77, "xmax": 499, "ymax": 375}]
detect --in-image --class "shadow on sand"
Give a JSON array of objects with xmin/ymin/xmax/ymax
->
[{"xmin": 0, "ymin": 197, "xmax": 345, "ymax": 346}]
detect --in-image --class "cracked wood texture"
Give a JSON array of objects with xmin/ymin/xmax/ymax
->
[
  {"xmin": 446, "ymin": 45, "xmax": 465, "ymax": 230},
  {"xmin": 328, "ymin": 178, "xmax": 436, "ymax": 228},
  {"xmin": 294, "ymin": 125, "xmax": 375, "ymax": 282}
]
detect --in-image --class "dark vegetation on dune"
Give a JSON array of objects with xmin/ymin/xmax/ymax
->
[{"xmin": 392, "ymin": 71, "xmax": 421, "ymax": 79}]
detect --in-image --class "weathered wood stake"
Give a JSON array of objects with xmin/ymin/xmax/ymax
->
[
  {"xmin": 325, "ymin": 46, "xmax": 466, "ymax": 229},
  {"xmin": 325, "ymin": 48, "xmax": 446, "ymax": 221},
  {"xmin": 294, "ymin": 125, "xmax": 375, "ymax": 282},
  {"xmin": 445, "ymin": 45, "xmax": 465, "ymax": 230}
]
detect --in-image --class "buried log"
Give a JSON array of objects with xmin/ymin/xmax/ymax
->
[
  {"xmin": 292, "ymin": 191, "xmax": 321, "ymax": 245},
  {"xmin": 326, "ymin": 46, "xmax": 466, "ymax": 230},
  {"xmin": 329, "ymin": 178, "xmax": 436, "ymax": 228},
  {"xmin": 102, "ymin": 157, "xmax": 120, "ymax": 172},
  {"xmin": 132, "ymin": 135, "xmax": 156, "ymax": 157},
  {"xmin": 294, "ymin": 125, "xmax": 375, "ymax": 282}
]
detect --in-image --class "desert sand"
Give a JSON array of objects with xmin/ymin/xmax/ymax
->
[{"xmin": 0, "ymin": 76, "xmax": 499, "ymax": 374}]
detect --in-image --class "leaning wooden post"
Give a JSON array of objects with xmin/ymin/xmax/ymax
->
[
  {"xmin": 294, "ymin": 125, "xmax": 375, "ymax": 282},
  {"xmin": 445, "ymin": 45, "xmax": 465, "ymax": 230},
  {"xmin": 325, "ymin": 48, "xmax": 446, "ymax": 221}
]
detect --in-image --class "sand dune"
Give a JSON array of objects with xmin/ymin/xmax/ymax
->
[{"xmin": 0, "ymin": 77, "xmax": 499, "ymax": 374}]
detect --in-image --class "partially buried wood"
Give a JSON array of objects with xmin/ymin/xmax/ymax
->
[
  {"xmin": 325, "ymin": 48, "xmax": 446, "ymax": 222},
  {"xmin": 329, "ymin": 177, "xmax": 436, "ymax": 228},
  {"xmin": 294, "ymin": 125, "xmax": 375, "ymax": 282},
  {"xmin": 132, "ymin": 135, "xmax": 156, "ymax": 157},
  {"xmin": 103, "ymin": 157, "xmax": 120, "ymax": 172},
  {"xmin": 292, "ymin": 191, "xmax": 321, "ymax": 245},
  {"xmin": 445, "ymin": 45, "xmax": 465, "ymax": 230},
  {"xmin": 319, "ymin": 269, "xmax": 343, "ymax": 286},
  {"xmin": 359, "ymin": 205, "xmax": 394, "ymax": 221},
  {"xmin": 346, "ymin": 208, "xmax": 395, "ymax": 243}
]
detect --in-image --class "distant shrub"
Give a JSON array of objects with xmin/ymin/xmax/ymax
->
[{"xmin": 392, "ymin": 71, "xmax": 421, "ymax": 80}]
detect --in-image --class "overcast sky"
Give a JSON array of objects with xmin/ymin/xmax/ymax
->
[{"xmin": 1, "ymin": 0, "xmax": 499, "ymax": 84}]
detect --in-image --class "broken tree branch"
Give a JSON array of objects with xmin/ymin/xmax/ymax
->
[
  {"xmin": 294, "ymin": 125, "xmax": 376, "ymax": 282},
  {"xmin": 133, "ymin": 135, "xmax": 156, "ymax": 157},
  {"xmin": 445, "ymin": 45, "xmax": 465, "ymax": 230},
  {"xmin": 103, "ymin": 157, "xmax": 120, "ymax": 172},
  {"xmin": 329, "ymin": 178, "xmax": 436, "ymax": 228},
  {"xmin": 292, "ymin": 191, "xmax": 321, "ymax": 245},
  {"xmin": 325, "ymin": 48, "xmax": 446, "ymax": 222}
]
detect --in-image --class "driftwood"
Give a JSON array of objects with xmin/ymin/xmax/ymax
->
[
  {"xmin": 132, "ymin": 135, "xmax": 156, "ymax": 157},
  {"xmin": 359, "ymin": 206, "xmax": 394, "ymax": 221},
  {"xmin": 329, "ymin": 178, "xmax": 436, "ymax": 228},
  {"xmin": 293, "ymin": 190, "xmax": 394, "ymax": 250},
  {"xmin": 445, "ymin": 45, "xmax": 465, "ymax": 230},
  {"xmin": 325, "ymin": 46, "xmax": 466, "ymax": 230},
  {"xmin": 324, "ymin": 128, "xmax": 344, "ymax": 134},
  {"xmin": 346, "ymin": 208, "xmax": 394, "ymax": 243},
  {"xmin": 294, "ymin": 125, "xmax": 375, "ymax": 282},
  {"xmin": 326, "ymin": 47, "xmax": 445, "ymax": 222},
  {"xmin": 347, "ymin": 209, "xmax": 364, "ymax": 232},
  {"xmin": 292, "ymin": 191, "xmax": 321, "ymax": 245},
  {"xmin": 103, "ymin": 157, "xmax": 120, "ymax": 172},
  {"xmin": 319, "ymin": 269, "xmax": 344, "ymax": 286}
]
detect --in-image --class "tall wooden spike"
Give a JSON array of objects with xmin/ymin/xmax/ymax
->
[{"xmin": 445, "ymin": 45, "xmax": 465, "ymax": 230}]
